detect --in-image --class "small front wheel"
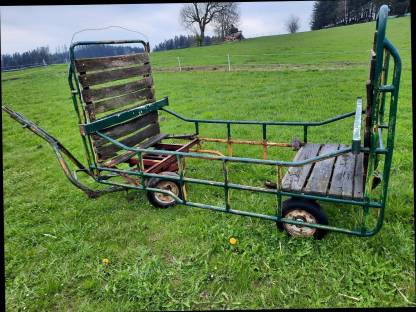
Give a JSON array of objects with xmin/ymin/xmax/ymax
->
[
  {"xmin": 146, "ymin": 172, "xmax": 182, "ymax": 208},
  {"xmin": 278, "ymin": 198, "xmax": 328, "ymax": 240}
]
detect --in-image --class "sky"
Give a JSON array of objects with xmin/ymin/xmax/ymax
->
[{"xmin": 1, "ymin": 1, "xmax": 315, "ymax": 55}]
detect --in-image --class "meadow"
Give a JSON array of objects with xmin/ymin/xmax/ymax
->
[{"xmin": 2, "ymin": 16, "xmax": 414, "ymax": 310}]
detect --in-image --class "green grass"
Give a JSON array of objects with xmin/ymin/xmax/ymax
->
[{"xmin": 2, "ymin": 16, "xmax": 414, "ymax": 310}]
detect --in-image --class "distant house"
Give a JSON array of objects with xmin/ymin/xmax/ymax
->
[{"xmin": 224, "ymin": 25, "xmax": 244, "ymax": 42}]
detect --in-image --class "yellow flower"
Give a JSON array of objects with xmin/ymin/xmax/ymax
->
[
  {"xmin": 229, "ymin": 237, "xmax": 237, "ymax": 245},
  {"xmin": 102, "ymin": 258, "xmax": 110, "ymax": 265}
]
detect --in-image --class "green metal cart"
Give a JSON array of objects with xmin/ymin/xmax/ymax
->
[{"xmin": 3, "ymin": 5, "xmax": 401, "ymax": 239}]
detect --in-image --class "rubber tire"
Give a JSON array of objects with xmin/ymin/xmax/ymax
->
[
  {"xmin": 278, "ymin": 198, "xmax": 329, "ymax": 240},
  {"xmin": 146, "ymin": 172, "xmax": 183, "ymax": 208}
]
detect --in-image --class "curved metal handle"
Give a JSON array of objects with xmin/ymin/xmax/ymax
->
[{"xmin": 70, "ymin": 25, "xmax": 149, "ymax": 45}]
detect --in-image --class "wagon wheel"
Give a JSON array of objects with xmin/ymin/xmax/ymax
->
[
  {"xmin": 146, "ymin": 171, "xmax": 183, "ymax": 208},
  {"xmin": 278, "ymin": 198, "xmax": 328, "ymax": 240}
]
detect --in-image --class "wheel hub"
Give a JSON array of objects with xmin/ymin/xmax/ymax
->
[
  {"xmin": 154, "ymin": 180, "xmax": 179, "ymax": 204},
  {"xmin": 284, "ymin": 209, "xmax": 317, "ymax": 237}
]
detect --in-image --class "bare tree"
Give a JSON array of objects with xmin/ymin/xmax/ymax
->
[
  {"xmin": 213, "ymin": 2, "xmax": 240, "ymax": 40},
  {"xmin": 286, "ymin": 15, "xmax": 300, "ymax": 34},
  {"xmin": 180, "ymin": 2, "xmax": 225, "ymax": 46}
]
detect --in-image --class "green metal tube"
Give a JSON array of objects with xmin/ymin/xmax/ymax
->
[
  {"xmin": 96, "ymin": 166, "xmax": 382, "ymax": 208},
  {"xmin": 95, "ymin": 131, "xmax": 353, "ymax": 167},
  {"xmin": 161, "ymin": 107, "xmax": 355, "ymax": 127}
]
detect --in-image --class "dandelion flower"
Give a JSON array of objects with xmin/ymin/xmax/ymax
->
[
  {"xmin": 229, "ymin": 237, "xmax": 237, "ymax": 245},
  {"xmin": 102, "ymin": 258, "xmax": 110, "ymax": 265}
]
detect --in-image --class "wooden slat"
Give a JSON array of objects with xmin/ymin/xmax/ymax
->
[
  {"xmin": 78, "ymin": 64, "xmax": 151, "ymax": 87},
  {"xmin": 328, "ymin": 145, "xmax": 356, "ymax": 198},
  {"xmin": 75, "ymin": 53, "xmax": 149, "ymax": 72},
  {"xmin": 104, "ymin": 133, "xmax": 169, "ymax": 167},
  {"xmin": 92, "ymin": 111, "xmax": 158, "ymax": 147},
  {"xmin": 92, "ymin": 88, "xmax": 154, "ymax": 115},
  {"xmin": 96, "ymin": 123, "xmax": 160, "ymax": 159},
  {"xmin": 303, "ymin": 144, "xmax": 339, "ymax": 195},
  {"xmin": 281, "ymin": 143, "xmax": 321, "ymax": 192},
  {"xmin": 82, "ymin": 77, "xmax": 153, "ymax": 103},
  {"xmin": 146, "ymin": 139, "xmax": 199, "ymax": 173},
  {"xmin": 353, "ymin": 153, "xmax": 364, "ymax": 199}
]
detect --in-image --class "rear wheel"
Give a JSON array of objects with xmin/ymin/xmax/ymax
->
[
  {"xmin": 146, "ymin": 172, "xmax": 182, "ymax": 208},
  {"xmin": 278, "ymin": 198, "xmax": 328, "ymax": 240}
]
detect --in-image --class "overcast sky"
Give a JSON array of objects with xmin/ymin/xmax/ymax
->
[{"xmin": 1, "ymin": 1, "xmax": 314, "ymax": 54}]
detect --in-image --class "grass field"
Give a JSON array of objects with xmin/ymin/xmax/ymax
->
[{"xmin": 2, "ymin": 16, "xmax": 414, "ymax": 310}]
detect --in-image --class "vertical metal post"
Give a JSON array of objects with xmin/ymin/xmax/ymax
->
[
  {"xmin": 361, "ymin": 204, "xmax": 370, "ymax": 234},
  {"xmin": 195, "ymin": 121, "xmax": 199, "ymax": 135},
  {"xmin": 227, "ymin": 123, "xmax": 232, "ymax": 157},
  {"xmin": 262, "ymin": 124, "xmax": 267, "ymax": 160},
  {"xmin": 276, "ymin": 164, "xmax": 282, "ymax": 217},
  {"xmin": 227, "ymin": 54, "xmax": 231, "ymax": 72},
  {"xmin": 138, "ymin": 152, "xmax": 146, "ymax": 189},
  {"xmin": 223, "ymin": 160, "xmax": 230, "ymax": 211},
  {"xmin": 176, "ymin": 154, "xmax": 187, "ymax": 202},
  {"xmin": 177, "ymin": 56, "xmax": 182, "ymax": 72}
]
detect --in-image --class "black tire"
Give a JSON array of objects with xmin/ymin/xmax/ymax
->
[
  {"xmin": 278, "ymin": 198, "xmax": 328, "ymax": 240},
  {"xmin": 146, "ymin": 172, "xmax": 183, "ymax": 208}
]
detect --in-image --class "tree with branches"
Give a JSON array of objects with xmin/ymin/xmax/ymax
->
[
  {"xmin": 213, "ymin": 2, "xmax": 240, "ymax": 40},
  {"xmin": 180, "ymin": 2, "xmax": 226, "ymax": 46},
  {"xmin": 286, "ymin": 15, "xmax": 301, "ymax": 34}
]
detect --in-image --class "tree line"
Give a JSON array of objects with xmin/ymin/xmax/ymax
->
[
  {"xmin": 152, "ymin": 34, "xmax": 222, "ymax": 52},
  {"xmin": 1, "ymin": 44, "xmax": 144, "ymax": 70},
  {"xmin": 311, "ymin": 0, "xmax": 410, "ymax": 30}
]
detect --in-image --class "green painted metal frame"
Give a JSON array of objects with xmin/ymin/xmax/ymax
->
[{"xmin": 55, "ymin": 5, "xmax": 402, "ymax": 237}]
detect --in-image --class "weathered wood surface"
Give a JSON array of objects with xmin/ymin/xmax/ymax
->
[
  {"xmin": 353, "ymin": 153, "xmax": 364, "ymax": 199},
  {"xmin": 92, "ymin": 111, "xmax": 158, "ymax": 147},
  {"xmin": 328, "ymin": 144, "xmax": 355, "ymax": 198},
  {"xmin": 281, "ymin": 143, "xmax": 321, "ymax": 192},
  {"xmin": 75, "ymin": 53, "xmax": 149, "ymax": 72},
  {"xmin": 78, "ymin": 64, "xmax": 151, "ymax": 87},
  {"xmin": 304, "ymin": 144, "xmax": 339, "ymax": 195},
  {"xmin": 82, "ymin": 77, "xmax": 153, "ymax": 103},
  {"xmin": 146, "ymin": 139, "xmax": 199, "ymax": 173},
  {"xmin": 91, "ymin": 88, "xmax": 154, "ymax": 115},
  {"xmin": 282, "ymin": 143, "xmax": 365, "ymax": 199},
  {"xmin": 103, "ymin": 133, "xmax": 169, "ymax": 167},
  {"xmin": 96, "ymin": 123, "xmax": 160, "ymax": 159}
]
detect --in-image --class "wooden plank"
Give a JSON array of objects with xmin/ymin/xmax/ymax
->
[
  {"xmin": 281, "ymin": 143, "xmax": 321, "ymax": 192},
  {"xmin": 303, "ymin": 144, "xmax": 339, "ymax": 195},
  {"xmin": 146, "ymin": 139, "xmax": 199, "ymax": 173},
  {"xmin": 328, "ymin": 145, "xmax": 356, "ymax": 198},
  {"xmin": 96, "ymin": 123, "xmax": 160, "ymax": 159},
  {"xmin": 82, "ymin": 77, "xmax": 153, "ymax": 103},
  {"xmin": 104, "ymin": 133, "xmax": 169, "ymax": 167},
  {"xmin": 92, "ymin": 111, "xmax": 158, "ymax": 147},
  {"xmin": 75, "ymin": 53, "xmax": 149, "ymax": 72},
  {"xmin": 353, "ymin": 153, "xmax": 364, "ymax": 199},
  {"xmin": 91, "ymin": 88, "xmax": 154, "ymax": 115},
  {"xmin": 78, "ymin": 64, "xmax": 151, "ymax": 87}
]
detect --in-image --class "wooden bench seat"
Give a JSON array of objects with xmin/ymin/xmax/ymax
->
[{"xmin": 282, "ymin": 143, "xmax": 364, "ymax": 199}]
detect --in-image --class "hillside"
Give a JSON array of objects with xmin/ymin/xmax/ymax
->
[{"xmin": 149, "ymin": 16, "xmax": 411, "ymax": 68}]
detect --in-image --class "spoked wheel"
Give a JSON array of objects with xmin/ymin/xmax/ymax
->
[
  {"xmin": 278, "ymin": 198, "xmax": 329, "ymax": 240},
  {"xmin": 146, "ymin": 172, "xmax": 183, "ymax": 208}
]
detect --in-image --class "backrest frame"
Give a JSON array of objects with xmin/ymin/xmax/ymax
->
[{"xmin": 68, "ymin": 40, "xmax": 164, "ymax": 167}]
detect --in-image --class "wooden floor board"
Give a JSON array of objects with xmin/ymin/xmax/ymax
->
[{"xmin": 281, "ymin": 143, "xmax": 321, "ymax": 192}]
